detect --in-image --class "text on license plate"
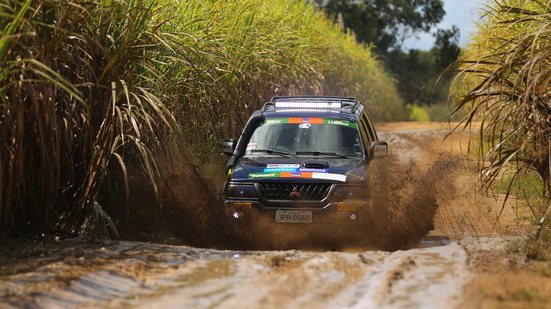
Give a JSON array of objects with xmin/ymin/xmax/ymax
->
[{"xmin": 275, "ymin": 210, "xmax": 312, "ymax": 223}]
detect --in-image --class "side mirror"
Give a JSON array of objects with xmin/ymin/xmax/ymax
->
[
  {"xmin": 370, "ymin": 141, "xmax": 388, "ymax": 158},
  {"xmin": 222, "ymin": 138, "xmax": 237, "ymax": 156}
]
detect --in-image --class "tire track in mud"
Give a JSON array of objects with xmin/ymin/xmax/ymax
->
[
  {"xmin": 0, "ymin": 241, "xmax": 470, "ymax": 309},
  {"xmin": 132, "ymin": 245, "xmax": 469, "ymax": 309}
]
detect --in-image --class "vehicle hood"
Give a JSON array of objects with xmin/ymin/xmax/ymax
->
[{"xmin": 230, "ymin": 156, "xmax": 366, "ymax": 183}]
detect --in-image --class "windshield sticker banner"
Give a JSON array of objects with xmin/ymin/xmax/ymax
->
[
  {"xmin": 325, "ymin": 120, "xmax": 356, "ymax": 128},
  {"xmin": 248, "ymin": 171, "xmax": 346, "ymax": 182},
  {"xmin": 264, "ymin": 118, "xmax": 357, "ymax": 129}
]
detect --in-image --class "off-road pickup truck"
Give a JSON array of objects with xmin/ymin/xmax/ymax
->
[{"xmin": 221, "ymin": 96, "xmax": 387, "ymax": 230}]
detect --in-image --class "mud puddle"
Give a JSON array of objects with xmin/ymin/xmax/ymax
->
[{"xmin": 0, "ymin": 237, "xmax": 473, "ymax": 309}]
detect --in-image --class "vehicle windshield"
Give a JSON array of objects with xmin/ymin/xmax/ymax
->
[{"xmin": 245, "ymin": 117, "xmax": 363, "ymax": 158}]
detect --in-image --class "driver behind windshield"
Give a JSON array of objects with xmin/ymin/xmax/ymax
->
[{"xmin": 245, "ymin": 119, "xmax": 362, "ymax": 157}]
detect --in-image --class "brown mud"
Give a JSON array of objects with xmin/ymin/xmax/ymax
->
[
  {"xmin": 0, "ymin": 239, "xmax": 471, "ymax": 309},
  {"xmin": 0, "ymin": 122, "xmax": 535, "ymax": 308}
]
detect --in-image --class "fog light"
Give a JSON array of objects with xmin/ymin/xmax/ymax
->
[
  {"xmin": 337, "ymin": 204, "xmax": 357, "ymax": 212},
  {"xmin": 350, "ymin": 213, "xmax": 357, "ymax": 221},
  {"xmin": 233, "ymin": 211, "xmax": 241, "ymax": 219}
]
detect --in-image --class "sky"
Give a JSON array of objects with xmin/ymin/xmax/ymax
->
[{"xmin": 402, "ymin": 0, "xmax": 488, "ymax": 50}]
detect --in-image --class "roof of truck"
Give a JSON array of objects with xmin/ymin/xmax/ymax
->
[{"xmin": 261, "ymin": 96, "xmax": 363, "ymax": 121}]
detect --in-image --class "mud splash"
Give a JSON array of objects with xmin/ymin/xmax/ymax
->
[
  {"xmin": 110, "ymin": 120, "xmax": 480, "ymax": 250},
  {"xmin": 225, "ymin": 126, "xmax": 467, "ymax": 251}
]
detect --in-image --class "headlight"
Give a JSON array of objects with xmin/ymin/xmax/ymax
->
[
  {"xmin": 225, "ymin": 182, "xmax": 258, "ymax": 198},
  {"xmin": 331, "ymin": 184, "xmax": 369, "ymax": 201},
  {"xmin": 345, "ymin": 164, "xmax": 367, "ymax": 182}
]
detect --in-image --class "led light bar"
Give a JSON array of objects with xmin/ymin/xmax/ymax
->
[
  {"xmin": 275, "ymin": 108, "xmax": 340, "ymax": 113},
  {"xmin": 274, "ymin": 102, "xmax": 342, "ymax": 109}
]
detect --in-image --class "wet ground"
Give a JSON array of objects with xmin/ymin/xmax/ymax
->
[
  {"xmin": 0, "ymin": 122, "xmax": 529, "ymax": 308},
  {"xmin": 0, "ymin": 237, "xmax": 474, "ymax": 309}
]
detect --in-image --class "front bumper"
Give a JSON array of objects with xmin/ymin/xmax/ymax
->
[
  {"xmin": 224, "ymin": 200, "xmax": 367, "ymax": 224},
  {"xmin": 224, "ymin": 191, "xmax": 370, "ymax": 225},
  {"xmin": 222, "ymin": 180, "xmax": 370, "ymax": 225}
]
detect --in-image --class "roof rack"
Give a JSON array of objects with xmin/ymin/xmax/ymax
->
[{"xmin": 262, "ymin": 96, "xmax": 358, "ymax": 112}]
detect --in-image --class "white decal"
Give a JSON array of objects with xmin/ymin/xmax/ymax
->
[
  {"xmin": 266, "ymin": 164, "xmax": 301, "ymax": 168},
  {"xmin": 311, "ymin": 172, "xmax": 347, "ymax": 182}
]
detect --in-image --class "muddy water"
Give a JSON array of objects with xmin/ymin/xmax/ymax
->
[
  {"xmin": 1, "ymin": 124, "xmax": 494, "ymax": 309},
  {"xmin": 0, "ymin": 238, "xmax": 471, "ymax": 309}
]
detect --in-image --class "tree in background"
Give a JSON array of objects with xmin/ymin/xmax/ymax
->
[
  {"xmin": 387, "ymin": 26, "xmax": 460, "ymax": 105},
  {"xmin": 315, "ymin": 0, "xmax": 461, "ymax": 121},
  {"xmin": 314, "ymin": 0, "xmax": 445, "ymax": 53},
  {"xmin": 433, "ymin": 26, "xmax": 461, "ymax": 70}
]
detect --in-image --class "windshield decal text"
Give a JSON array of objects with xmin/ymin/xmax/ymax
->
[{"xmin": 263, "ymin": 118, "xmax": 357, "ymax": 128}]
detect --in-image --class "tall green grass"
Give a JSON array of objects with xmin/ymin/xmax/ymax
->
[
  {"xmin": 156, "ymin": 0, "xmax": 405, "ymax": 154},
  {"xmin": 0, "ymin": 0, "xmax": 404, "ymax": 238}
]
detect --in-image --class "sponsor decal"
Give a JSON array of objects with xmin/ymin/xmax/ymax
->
[
  {"xmin": 298, "ymin": 123, "xmax": 311, "ymax": 129},
  {"xmin": 298, "ymin": 168, "xmax": 327, "ymax": 173},
  {"xmin": 249, "ymin": 172, "xmax": 278, "ymax": 178},
  {"xmin": 262, "ymin": 167, "xmax": 328, "ymax": 173},
  {"xmin": 288, "ymin": 117, "xmax": 323, "ymax": 124},
  {"xmin": 325, "ymin": 119, "xmax": 357, "ymax": 128},
  {"xmin": 263, "ymin": 168, "xmax": 297, "ymax": 173},
  {"xmin": 266, "ymin": 164, "xmax": 300, "ymax": 168},
  {"xmin": 278, "ymin": 172, "xmax": 311, "ymax": 178},
  {"xmin": 311, "ymin": 172, "xmax": 346, "ymax": 182},
  {"xmin": 265, "ymin": 118, "xmax": 287, "ymax": 125}
]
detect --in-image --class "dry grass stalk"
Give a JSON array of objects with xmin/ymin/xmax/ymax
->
[{"xmin": 453, "ymin": 0, "xmax": 551, "ymax": 234}]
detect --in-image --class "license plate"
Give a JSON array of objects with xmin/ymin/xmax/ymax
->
[{"xmin": 275, "ymin": 210, "xmax": 312, "ymax": 223}]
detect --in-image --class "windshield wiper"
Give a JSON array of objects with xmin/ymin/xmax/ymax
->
[
  {"xmin": 250, "ymin": 149, "xmax": 296, "ymax": 157},
  {"xmin": 295, "ymin": 151, "xmax": 354, "ymax": 159}
]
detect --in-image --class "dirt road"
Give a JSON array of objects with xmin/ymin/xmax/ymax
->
[
  {"xmin": 0, "ymin": 123, "xmax": 523, "ymax": 308},
  {"xmin": 0, "ymin": 239, "xmax": 473, "ymax": 309}
]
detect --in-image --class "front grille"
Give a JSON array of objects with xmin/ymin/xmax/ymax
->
[{"xmin": 258, "ymin": 183, "xmax": 331, "ymax": 201}]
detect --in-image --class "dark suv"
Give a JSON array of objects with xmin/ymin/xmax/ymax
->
[{"xmin": 221, "ymin": 96, "xmax": 387, "ymax": 231}]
